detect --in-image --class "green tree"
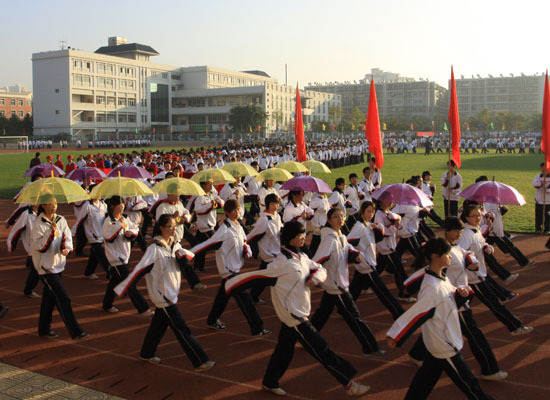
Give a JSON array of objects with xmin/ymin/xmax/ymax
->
[
  {"xmin": 228, "ymin": 104, "xmax": 268, "ymax": 133},
  {"xmin": 271, "ymin": 110, "xmax": 284, "ymax": 131},
  {"xmin": 349, "ymin": 107, "xmax": 365, "ymax": 131},
  {"xmin": 22, "ymin": 114, "xmax": 33, "ymax": 136}
]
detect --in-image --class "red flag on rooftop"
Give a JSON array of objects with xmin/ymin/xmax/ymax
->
[
  {"xmin": 448, "ymin": 66, "xmax": 462, "ymax": 168},
  {"xmin": 365, "ymin": 78, "xmax": 384, "ymax": 170},
  {"xmin": 542, "ymin": 70, "xmax": 550, "ymax": 170},
  {"xmin": 294, "ymin": 84, "xmax": 307, "ymax": 162}
]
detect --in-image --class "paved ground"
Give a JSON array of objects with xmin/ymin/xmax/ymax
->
[{"xmin": 0, "ymin": 200, "xmax": 549, "ymax": 399}]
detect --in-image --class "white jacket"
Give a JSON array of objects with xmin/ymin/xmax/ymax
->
[
  {"xmin": 485, "ymin": 202, "xmax": 504, "ymax": 237},
  {"xmin": 283, "ymin": 201, "xmax": 313, "ymax": 227},
  {"xmin": 347, "ymin": 220, "xmax": 385, "ymax": 273},
  {"xmin": 103, "ymin": 215, "xmax": 139, "ymax": 266},
  {"xmin": 313, "ymin": 227, "xmax": 361, "ymax": 294},
  {"xmin": 343, "ymin": 184, "xmax": 365, "ymax": 214},
  {"xmin": 156, "ymin": 200, "xmax": 191, "ymax": 242},
  {"xmin": 247, "ymin": 211, "xmax": 282, "ymax": 262},
  {"xmin": 533, "ymin": 174, "xmax": 550, "ymax": 204},
  {"xmin": 115, "ymin": 237, "xmax": 194, "ymax": 308},
  {"xmin": 387, "ymin": 270, "xmax": 472, "ymax": 359},
  {"xmin": 125, "ymin": 196, "xmax": 147, "ymax": 226},
  {"xmin": 359, "ymin": 178, "xmax": 374, "ymax": 202},
  {"xmin": 309, "ymin": 194, "xmax": 331, "ymax": 235},
  {"xmin": 374, "ymin": 209, "xmax": 400, "ymax": 255},
  {"xmin": 259, "ymin": 186, "xmax": 279, "ymax": 212},
  {"xmin": 225, "ymin": 247, "xmax": 327, "ymax": 327},
  {"xmin": 190, "ymin": 219, "xmax": 251, "ymax": 278},
  {"xmin": 392, "ymin": 204, "xmax": 420, "ymax": 238},
  {"xmin": 7, "ymin": 207, "xmax": 37, "ymax": 255},
  {"xmin": 441, "ymin": 171, "xmax": 462, "ymax": 201},
  {"xmin": 72, "ymin": 200, "xmax": 107, "ymax": 243},
  {"xmin": 194, "ymin": 191, "xmax": 224, "ymax": 233},
  {"xmin": 457, "ymin": 223, "xmax": 489, "ymax": 282},
  {"xmin": 31, "ymin": 214, "xmax": 73, "ymax": 275},
  {"xmin": 219, "ymin": 183, "xmax": 246, "ymax": 218}
]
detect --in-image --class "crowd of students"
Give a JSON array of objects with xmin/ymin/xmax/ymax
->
[{"xmin": 2, "ymin": 144, "xmax": 549, "ymax": 398}]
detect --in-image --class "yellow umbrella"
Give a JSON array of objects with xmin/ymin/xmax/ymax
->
[
  {"xmin": 15, "ymin": 175, "xmax": 89, "ymax": 205},
  {"xmin": 276, "ymin": 161, "xmax": 309, "ymax": 173},
  {"xmin": 221, "ymin": 162, "xmax": 259, "ymax": 177},
  {"xmin": 152, "ymin": 177, "xmax": 206, "ymax": 196},
  {"xmin": 254, "ymin": 168, "xmax": 294, "ymax": 182},
  {"xmin": 302, "ymin": 160, "xmax": 331, "ymax": 174},
  {"xmin": 191, "ymin": 169, "xmax": 236, "ymax": 185},
  {"xmin": 90, "ymin": 177, "xmax": 153, "ymax": 199}
]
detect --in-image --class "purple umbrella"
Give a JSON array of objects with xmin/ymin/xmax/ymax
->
[
  {"xmin": 66, "ymin": 167, "xmax": 107, "ymax": 181},
  {"xmin": 24, "ymin": 164, "xmax": 65, "ymax": 178},
  {"xmin": 107, "ymin": 165, "xmax": 153, "ymax": 179},
  {"xmin": 280, "ymin": 176, "xmax": 332, "ymax": 193},
  {"xmin": 372, "ymin": 183, "xmax": 433, "ymax": 208},
  {"xmin": 459, "ymin": 181, "xmax": 526, "ymax": 206}
]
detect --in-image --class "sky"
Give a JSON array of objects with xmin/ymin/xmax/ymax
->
[{"xmin": 2, "ymin": 0, "xmax": 549, "ymax": 90}]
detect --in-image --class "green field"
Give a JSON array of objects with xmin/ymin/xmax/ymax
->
[{"xmin": 1, "ymin": 148, "xmax": 544, "ymax": 232}]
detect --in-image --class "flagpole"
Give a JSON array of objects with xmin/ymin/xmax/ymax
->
[
  {"xmin": 543, "ymin": 173, "xmax": 547, "ymax": 234},
  {"xmin": 447, "ymin": 120, "xmax": 452, "ymax": 218}
]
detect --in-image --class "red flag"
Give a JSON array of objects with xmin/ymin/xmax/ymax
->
[
  {"xmin": 448, "ymin": 66, "xmax": 462, "ymax": 168},
  {"xmin": 466, "ymin": 123, "xmax": 470, "ymax": 131},
  {"xmin": 294, "ymin": 85, "xmax": 307, "ymax": 162},
  {"xmin": 365, "ymin": 78, "xmax": 384, "ymax": 170},
  {"xmin": 542, "ymin": 71, "xmax": 550, "ymax": 170},
  {"xmin": 410, "ymin": 123, "xmax": 414, "ymax": 130}
]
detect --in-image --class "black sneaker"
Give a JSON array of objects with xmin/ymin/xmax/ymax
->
[
  {"xmin": 254, "ymin": 329, "xmax": 272, "ymax": 337},
  {"xmin": 73, "ymin": 332, "xmax": 90, "ymax": 340},
  {"xmin": 208, "ymin": 320, "xmax": 226, "ymax": 330},
  {"xmin": 502, "ymin": 293, "xmax": 519, "ymax": 303},
  {"xmin": 39, "ymin": 330, "xmax": 58, "ymax": 338},
  {"xmin": 0, "ymin": 307, "xmax": 8, "ymax": 320}
]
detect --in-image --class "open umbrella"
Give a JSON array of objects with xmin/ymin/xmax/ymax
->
[
  {"xmin": 302, "ymin": 160, "xmax": 331, "ymax": 174},
  {"xmin": 372, "ymin": 183, "xmax": 433, "ymax": 208},
  {"xmin": 191, "ymin": 169, "xmax": 236, "ymax": 185},
  {"xmin": 275, "ymin": 161, "xmax": 309, "ymax": 173},
  {"xmin": 24, "ymin": 164, "xmax": 65, "ymax": 178},
  {"xmin": 66, "ymin": 167, "xmax": 107, "ymax": 181},
  {"xmin": 459, "ymin": 181, "xmax": 526, "ymax": 206},
  {"xmin": 152, "ymin": 177, "xmax": 206, "ymax": 196},
  {"xmin": 15, "ymin": 174, "xmax": 89, "ymax": 205},
  {"xmin": 90, "ymin": 177, "xmax": 153, "ymax": 199},
  {"xmin": 254, "ymin": 168, "xmax": 294, "ymax": 183},
  {"xmin": 107, "ymin": 165, "xmax": 153, "ymax": 179},
  {"xmin": 221, "ymin": 162, "xmax": 259, "ymax": 177},
  {"xmin": 281, "ymin": 176, "xmax": 332, "ymax": 193}
]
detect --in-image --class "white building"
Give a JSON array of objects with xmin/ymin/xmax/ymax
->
[{"xmin": 32, "ymin": 37, "xmax": 339, "ymax": 139}]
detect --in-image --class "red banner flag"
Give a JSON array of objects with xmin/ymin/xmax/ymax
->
[
  {"xmin": 448, "ymin": 66, "xmax": 462, "ymax": 168},
  {"xmin": 365, "ymin": 78, "xmax": 384, "ymax": 170},
  {"xmin": 294, "ymin": 85, "xmax": 307, "ymax": 162},
  {"xmin": 543, "ymin": 71, "xmax": 550, "ymax": 171},
  {"xmin": 410, "ymin": 123, "xmax": 414, "ymax": 130}
]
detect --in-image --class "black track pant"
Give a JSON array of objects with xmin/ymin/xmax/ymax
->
[
  {"xmin": 194, "ymin": 230, "xmax": 213, "ymax": 271},
  {"xmin": 24, "ymin": 256, "xmax": 39, "ymax": 295},
  {"xmin": 483, "ymin": 253, "xmax": 511, "ymax": 281},
  {"xmin": 250, "ymin": 260, "xmax": 269, "ymax": 302},
  {"xmin": 140, "ymin": 304, "xmax": 209, "ymax": 368},
  {"xmin": 471, "ymin": 280, "xmax": 523, "ymax": 332},
  {"xmin": 377, "ymin": 252, "xmax": 408, "ymax": 297},
  {"xmin": 490, "ymin": 236, "xmax": 530, "ymax": 267},
  {"xmin": 85, "ymin": 242, "xmax": 111, "ymax": 277},
  {"xmin": 443, "ymin": 199, "xmax": 459, "ymax": 218},
  {"xmin": 262, "ymin": 321, "xmax": 356, "ymax": 389},
  {"xmin": 397, "ymin": 235, "xmax": 421, "ymax": 259},
  {"xmin": 103, "ymin": 264, "xmax": 149, "ymax": 313}
]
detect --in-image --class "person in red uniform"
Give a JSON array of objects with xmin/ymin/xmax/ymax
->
[
  {"xmin": 87, "ymin": 154, "xmax": 96, "ymax": 167},
  {"xmin": 96, "ymin": 154, "xmax": 105, "ymax": 169},
  {"xmin": 65, "ymin": 155, "xmax": 77, "ymax": 174},
  {"xmin": 54, "ymin": 155, "xmax": 64, "ymax": 170},
  {"xmin": 46, "ymin": 155, "xmax": 54, "ymax": 165}
]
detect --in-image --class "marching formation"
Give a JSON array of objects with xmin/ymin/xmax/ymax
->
[{"xmin": 3, "ymin": 143, "xmax": 549, "ymax": 399}]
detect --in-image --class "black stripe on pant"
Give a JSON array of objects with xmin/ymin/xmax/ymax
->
[
  {"xmin": 483, "ymin": 253, "xmax": 511, "ymax": 281},
  {"xmin": 376, "ymin": 252, "xmax": 408, "ymax": 297},
  {"xmin": 39, "ymin": 273, "xmax": 84, "ymax": 339},
  {"xmin": 250, "ymin": 260, "xmax": 269, "ymax": 302},
  {"xmin": 492, "ymin": 236, "xmax": 530, "ymax": 266},
  {"xmin": 194, "ymin": 230, "xmax": 213, "ymax": 271},
  {"xmin": 471, "ymin": 280, "xmax": 522, "ymax": 332},
  {"xmin": 24, "ymin": 256, "xmax": 39, "ymax": 295},
  {"xmin": 84, "ymin": 242, "xmax": 111, "ymax": 277},
  {"xmin": 349, "ymin": 269, "xmax": 404, "ymax": 320},
  {"xmin": 405, "ymin": 351, "xmax": 495, "ymax": 400},
  {"xmin": 485, "ymin": 275, "xmax": 511, "ymax": 301},
  {"xmin": 262, "ymin": 321, "xmax": 356, "ymax": 389},
  {"xmin": 459, "ymin": 309, "xmax": 500, "ymax": 376},
  {"xmin": 397, "ymin": 235, "xmax": 421, "ymax": 259},
  {"xmin": 207, "ymin": 277, "xmax": 264, "ymax": 335},
  {"xmin": 103, "ymin": 264, "xmax": 149, "ymax": 313},
  {"xmin": 311, "ymin": 291, "xmax": 379, "ymax": 354},
  {"xmin": 140, "ymin": 304, "xmax": 209, "ymax": 368}
]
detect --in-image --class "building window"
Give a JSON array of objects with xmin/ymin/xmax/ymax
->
[
  {"xmin": 128, "ymin": 99, "xmax": 136, "ymax": 106},
  {"xmin": 55, "ymin": 89, "xmax": 60, "ymax": 93},
  {"xmin": 0, "ymin": 111, "xmax": 4, "ymax": 116},
  {"xmin": 162, "ymin": 73, "xmax": 168, "ymax": 79},
  {"xmin": 96, "ymin": 96, "xmax": 105, "ymax": 104},
  {"xmin": 11, "ymin": 99, "xmax": 16, "ymax": 106},
  {"xmin": 128, "ymin": 114, "xmax": 136, "ymax": 123},
  {"xmin": 18, "ymin": 111, "xmax": 24, "ymax": 117},
  {"xmin": 55, "ymin": 110, "xmax": 60, "ymax": 115},
  {"xmin": 18, "ymin": 100, "xmax": 23, "ymax": 106},
  {"xmin": 11, "ymin": 111, "xmax": 16, "ymax": 117},
  {"xmin": 0, "ymin": 99, "xmax": 3, "ymax": 105},
  {"xmin": 118, "ymin": 98, "xmax": 127, "ymax": 106}
]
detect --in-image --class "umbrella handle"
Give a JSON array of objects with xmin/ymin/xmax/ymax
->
[{"xmin": 51, "ymin": 171, "xmax": 54, "ymax": 178}]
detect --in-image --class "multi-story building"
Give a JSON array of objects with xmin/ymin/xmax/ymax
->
[
  {"xmin": 32, "ymin": 37, "xmax": 339, "ymax": 139},
  {"xmin": 306, "ymin": 75, "xmax": 446, "ymax": 120},
  {"xmin": 0, "ymin": 89, "xmax": 32, "ymax": 119},
  {"xmin": 454, "ymin": 74, "xmax": 545, "ymax": 118}
]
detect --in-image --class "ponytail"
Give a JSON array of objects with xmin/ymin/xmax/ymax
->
[{"xmin": 411, "ymin": 238, "xmax": 450, "ymax": 270}]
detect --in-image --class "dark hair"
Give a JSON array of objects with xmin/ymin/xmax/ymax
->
[
  {"xmin": 334, "ymin": 177, "xmax": 345, "ymax": 187},
  {"xmin": 280, "ymin": 221, "xmax": 306, "ymax": 247},
  {"xmin": 107, "ymin": 196, "xmax": 124, "ymax": 217},
  {"xmin": 223, "ymin": 199, "xmax": 240, "ymax": 214},
  {"xmin": 31, "ymin": 173, "xmax": 44, "ymax": 182},
  {"xmin": 265, "ymin": 193, "xmax": 280, "ymax": 208},
  {"xmin": 421, "ymin": 171, "xmax": 431, "ymax": 179},
  {"xmin": 370, "ymin": 156, "xmax": 376, "ymax": 163},
  {"xmin": 411, "ymin": 238, "xmax": 451, "ymax": 270},
  {"xmin": 37, "ymin": 194, "xmax": 56, "ymax": 215},
  {"xmin": 447, "ymin": 160, "xmax": 456, "ymax": 167},
  {"xmin": 165, "ymin": 171, "xmax": 175, "ymax": 179},
  {"xmin": 349, "ymin": 173, "xmax": 358, "ymax": 180},
  {"xmin": 288, "ymin": 190, "xmax": 303, "ymax": 204},
  {"xmin": 359, "ymin": 200, "xmax": 376, "ymax": 220},
  {"xmin": 475, "ymin": 175, "xmax": 488, "ymax": 183},
  {"xmin": 460, "ymin": 204, "xmax": 481, "ymax": 223},
  {"xmin": 444, "ymin": 216, "xmax": 464, "ymax": 231},
  {"xmin": 362, "ymin": 166, "xmax": 371, "ymax": 173},
  {"xmin": 152, "ymin": 214, "xmax": 175, "ymax": 237},
  {"xmin": 326, "ymin": 207, "xmax": 343, "ymax": 224}
]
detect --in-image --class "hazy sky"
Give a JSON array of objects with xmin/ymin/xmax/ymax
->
[{"xmin": 2, "ymin": 0, "xmax": 549, "ymax": 89}]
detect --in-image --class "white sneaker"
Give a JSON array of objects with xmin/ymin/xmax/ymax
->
[
  {"xmin": 262, "ymin": 385, "xmax": 287, "ymax": 396},
  {"xmin": 408, "ymin": 355, "xmax": 423, "ymax": 367},
  {"xmin": 365, "ymin": 288, "xmax": 374, "ymax": 295},
  {"xmin": 192, "ymin": 283, "xmax": 207, "ymax": 291},
  {"xmin": 398, "ymin": 296, "xmax": 417, "ymax": 303},
  {"xmin": 140, "ymin": 309, "xmax": 155, "ymax": 318},
  {"xmin": 511, "ymin": 326, "xmax": 533, "ymax": 336},
  {"xmin": 105, "ymin": 306, "xmax": 119, "ymax": 313},
  {"xmin": 139, "ymin": 355, "xmax": 161, "ymax": 364},
  {"xmin": 504, "ymin": 273, "xmax": 519, "ymax": 286},
  {"xmin": 195, "ymin": 360, "xmax": 215, "ymax": 372},
  {"xmin": 481, "ymin": 370, "xmax": 508, "ymax": 381},
  {"xmin": 84, "ymin": 273, "xmax": 98, "ymax": 280},
  {"xmin": 346, "ymin": 381, "xmax": 370, "ymax": 396}
]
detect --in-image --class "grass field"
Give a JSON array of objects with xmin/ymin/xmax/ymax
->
[{"xmin": 0, "ymin": 148, "xmax": 545, "ymax": 232}]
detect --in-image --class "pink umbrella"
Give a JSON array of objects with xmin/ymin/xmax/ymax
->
[
  {"xmin": 66, "ymin": 167, "xmax": 107, "ymax": 181},
  {"xmin": 372, "ymin": 183, "xmax": 433, "ymax": 208},
  {"xmin": 24, "ymin": 164, "xmax": 65, "ymax": 178},
  {"xmin": 107, "ymin": 165, "xmax": 153, "ymax": 179},
  {"xmin": 459, "ymin": 181, "xmax": 526, "ymax": 206},
  {"xmin": 280, "ymin": 175, "xmax": 332, "ymax": 193}
]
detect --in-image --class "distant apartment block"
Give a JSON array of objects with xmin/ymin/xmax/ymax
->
[{"xmin": 0, "ymin": 89, "xmax": 32, "ymax": 119}]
